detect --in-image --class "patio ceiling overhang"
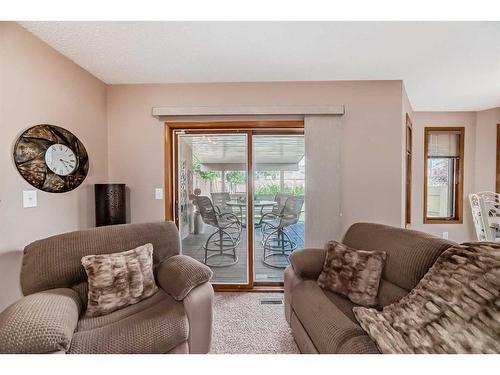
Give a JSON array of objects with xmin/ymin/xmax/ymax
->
[
  {"xmin": 200, "ymin": 163, "xmax": 300, "ymax": 172},
  {"xmin": 182, "ymin": 135, "xmax": 304, "ymax": 171}
]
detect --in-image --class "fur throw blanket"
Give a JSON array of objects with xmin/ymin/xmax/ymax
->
[{"xmin": 353, "ymin": 242, "xmax": 500, "ymax": 354}]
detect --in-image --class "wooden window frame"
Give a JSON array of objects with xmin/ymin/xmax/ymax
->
[
  {"xmin": 164, "ymin": 121, "xmax": 304, "ymax": 292},
  {"xmin": 423, "ymin": 126, "xmax": 465, "ymax": 224},
  {"xmin": 405, "ymin": 114, "xmax": 412, "ymax": 226}
]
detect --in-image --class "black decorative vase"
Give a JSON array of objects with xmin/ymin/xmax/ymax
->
[{"xmin": 95, "ymin": 184, "xmax": 126, "ymax": 227}]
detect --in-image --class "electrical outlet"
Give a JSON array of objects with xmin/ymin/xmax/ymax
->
[{"xmin": 442, "ymin": 231, "xmax": 449, "ymax": 239}]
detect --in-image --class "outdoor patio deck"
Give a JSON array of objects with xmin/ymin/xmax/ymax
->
[{"xmin": 181, "ymin": 222, "xmax": 304, "ymax": 284}]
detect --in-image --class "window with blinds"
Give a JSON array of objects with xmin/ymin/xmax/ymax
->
[{"xmin": 424, "ymin": 127, "xmax": 465, "ymax": 223}]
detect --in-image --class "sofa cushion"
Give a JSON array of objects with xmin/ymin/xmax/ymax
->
[
  {"xmin": 342, "ymin": 223, "xmax": 455, "ymax": 292},
  {"xmin": 81, "ymin": 243, "xmax": 158, "ymax": 317},
  {"xmin": 291, "ymin": 280, "xmax": 378, "ymax": 354},
  {"xmin": 376, "ymin": 279, "xmax": 409, "ymax": 308},
  {"xmin": 322, "ymin": 289, "xmax": 358, "ymax": 323},
  {"xmin": 69, "ymin": 290, "xmax": 188, "ymax": 354},
  {"xmin": 318, "ymin": 241, "xmax": 386, "ymax": 307},
  {"xmin": 354, "ymin": 242, "xmax": 500, "ymax": 354}
]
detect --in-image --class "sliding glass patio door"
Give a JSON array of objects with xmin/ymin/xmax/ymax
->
[
  {"xmin": 175, "ymin": 132, "xmax": 250, "ymax": 285},
  {"xmin": 171, "ymin": 124, "xmax": 305, "ymax": 288},
  {"xmin": 253, "ymin": 135, "xmax": 305, "ymax": 283}
]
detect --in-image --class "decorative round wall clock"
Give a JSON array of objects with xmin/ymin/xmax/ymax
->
[{"xmin": 13, "ymin": 124, "xmax": 89, "ymax": 193}]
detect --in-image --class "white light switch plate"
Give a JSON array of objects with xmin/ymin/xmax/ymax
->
[
  {"xmin": 23, "ymin": 190, "xmax": 37, "ymax": 208},
  {"xmin": 155, "ymin": 188, "xmax": 164, "ymax": 200}
]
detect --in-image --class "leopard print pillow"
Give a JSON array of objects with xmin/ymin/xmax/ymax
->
[
  {"xmin": 81, "ymin": 243, "xmax": 158, "ymax": 317},
  {"xmin": 317, "ymin": 241, "xmax": 386, "ymax": 307}
]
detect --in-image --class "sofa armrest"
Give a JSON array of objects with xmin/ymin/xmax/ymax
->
[
  {"xmin": 0, "ymin": 288, "xmax": 82, "ymax": 353},
  {"xmin": 157, "ymin": 255, "xmax": 213, "ymax": 301},
  {"xmin": 337, "ymin": 334, "xmax": 380, "ymax": 354},
  {"xmin": 289, "ymin": 248, "xmax": 326, "ymax": 280},
  {"xmin": 183, "ymin": 283, "xmax": 214, "ymax": 353}
]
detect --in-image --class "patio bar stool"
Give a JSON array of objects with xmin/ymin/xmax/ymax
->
[
  {"xmin": 261, "ymin": 195, "xmax": 304, "ymax": 269},
  {"xmin": 194, "ymin": 195, "xmax": 242, "ymax": 267},
  {"xmin": 211, "ymin": 192, "xmax": 233, "ymax": 215}
]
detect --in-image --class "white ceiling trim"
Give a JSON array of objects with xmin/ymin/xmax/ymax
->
[{"xmin": 152, "ymin": 105, "xmax": 345, "ymax": 118}]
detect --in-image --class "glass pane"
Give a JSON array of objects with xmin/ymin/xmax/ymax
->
[
  {"xmin": 177, "ymin": 134, "xmax": 248, "ymax": 284},
  {"xmin": 253, "ymin": 135, "xmax": 305, "ymax": 282},
  {"xmin": 426, "ymin": 158, "xmax": 456, "ymax": 218}
]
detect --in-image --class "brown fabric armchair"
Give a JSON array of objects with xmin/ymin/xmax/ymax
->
[
  {"xmin": 284, "ymin": 222, "xmax": 456, "ymax": 354},
  {"xmin": 0, "ymin": 222, "xmax": 214, "ymax": 354}
]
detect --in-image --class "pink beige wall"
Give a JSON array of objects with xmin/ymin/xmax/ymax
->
[
  {"xmin": 106, "ymin": 81, "xmax": 405, "ymax": 236},
  {"xmin": 0, "ymin": 22, "xmax": 108, "ymax": 311}
]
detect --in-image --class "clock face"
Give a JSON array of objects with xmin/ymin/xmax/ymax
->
[
  {"xmin": 45, "ymin": 144, "xmax": 78, "ymax": 176},
  {"xmin": 13, "ymin": 124, "xmax": 89, "ymax": 193}
]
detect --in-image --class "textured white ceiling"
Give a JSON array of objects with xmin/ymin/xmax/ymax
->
[{"xmin": 20, "ymin": 21, "xmax": 500, "ymax": 111}]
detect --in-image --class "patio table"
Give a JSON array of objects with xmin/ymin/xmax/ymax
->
[{"xmin": 226, "ymin": 200, "xmax": 276, "ymax": 228}]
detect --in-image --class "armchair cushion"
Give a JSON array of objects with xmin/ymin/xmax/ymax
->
[
  {"xmin": 289, "ymin": 248, "xmax": 326, "ymax": 279},
  {"xmin": 69, "ymin": 290, "xmax": 188, "ymax": 354},
  {"xmin": 0, "ymin": 288, "xmax": 81, "ymax": 353},
  {"xmin": 157, "ymin": 255, "xmax": 213, "ymax": 301}
]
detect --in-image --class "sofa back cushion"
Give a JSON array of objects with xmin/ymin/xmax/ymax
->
[
  {"xmin": 342, "ymin": 223, "xmax": 455, "ymax": 305},
  {"xmin": 21, "ymin": 222, "xmax": 180, "ymax": 297}
]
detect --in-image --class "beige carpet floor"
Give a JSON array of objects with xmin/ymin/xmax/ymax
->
[{"xmin": 210, "ymin": 292, "xmax": 300, "ymax": 354}]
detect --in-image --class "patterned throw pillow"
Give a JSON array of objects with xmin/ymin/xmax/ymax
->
[
  {"xmin": 81, "ymin": 243, "xmax": 158, "ymax": 317},
  {"xmin": 317, "ymin": 241, "xmax": 386, "ymax": 307}
]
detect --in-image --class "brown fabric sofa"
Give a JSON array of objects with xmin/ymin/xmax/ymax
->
[
  {"xmin": 284, "ymin": 222, "xmax": 456, "ymax": 354},
  {"xmin": 0, "ymin": 222, "xmax": 214, "ymax": 354}
]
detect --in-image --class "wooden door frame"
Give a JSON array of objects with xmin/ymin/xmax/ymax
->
[{"xmin": 165, "ymin": 121, "xmax": 304, "ymax": 292}]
